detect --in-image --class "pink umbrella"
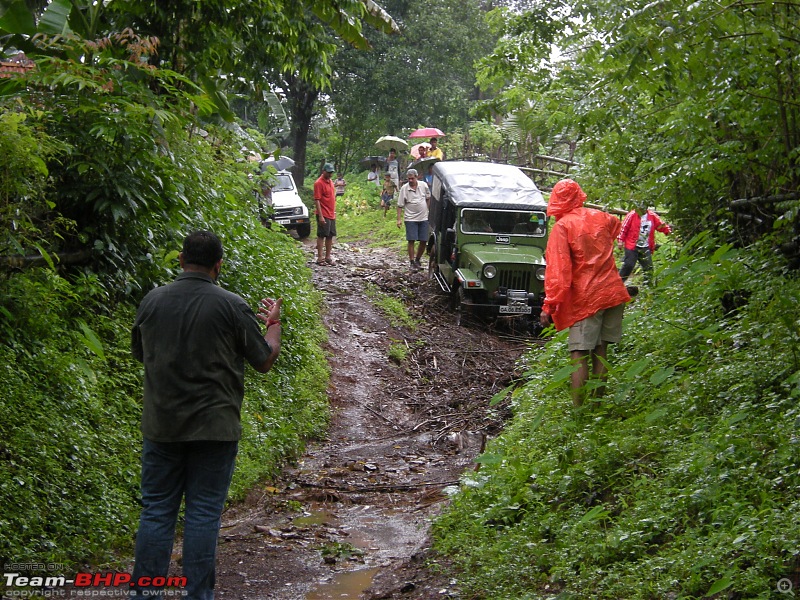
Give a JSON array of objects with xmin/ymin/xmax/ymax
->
[
  {"xmin": 410, "ymin": 142, "xmax": 432, "ymax": 159},
  {"xmin": 409, "ymin": 127, "xmax": 445, "ymax": 139}
]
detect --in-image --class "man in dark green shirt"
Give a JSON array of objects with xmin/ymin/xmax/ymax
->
[{"xmin": 130, "ymin": 230, "xmax": 281, "ymax": 599}]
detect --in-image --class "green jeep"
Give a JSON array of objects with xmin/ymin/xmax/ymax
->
[{"xmin": 426, "ymin": 161, "xmax": 549, "ymax": 322}]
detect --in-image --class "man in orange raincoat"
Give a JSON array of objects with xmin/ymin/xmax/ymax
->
[{"xmin": 540, "ymin": 179, "xmax": 631, "ymax": 407}]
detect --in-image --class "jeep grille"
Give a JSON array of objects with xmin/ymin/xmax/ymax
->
[
  {"xmin": 498, "ymin": 269, "xmax": 531, "ymax": 291},
  {"xmin": 273, "ymin": 207, "xmax": 299, "ymax": 218}
]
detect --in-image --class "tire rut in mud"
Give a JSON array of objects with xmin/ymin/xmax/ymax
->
[{"xmin": 213, "ymin": 239, "xmax": 538, "ymax": 599}]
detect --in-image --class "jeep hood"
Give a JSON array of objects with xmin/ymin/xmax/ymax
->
[
  {"xmin": 271, "ymin": 190, "xmax": 303, "ymax": 209},
  {"xmin": 461, "ymin": 243, "xmax": 545, "ymax": 265}
]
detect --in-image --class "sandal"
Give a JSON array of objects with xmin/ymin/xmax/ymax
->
[
  {"xmin": 324, "ymin": 258, "xmax": 336, "ymax": 266},
  {"xmin": 316, "ymin": 259, "xmax": 327, "ymax": 265}
]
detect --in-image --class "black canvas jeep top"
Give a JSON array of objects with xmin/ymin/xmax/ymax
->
[{"xmin": 427, "ymin": 161, "xmax": 549, "ymax": 321}]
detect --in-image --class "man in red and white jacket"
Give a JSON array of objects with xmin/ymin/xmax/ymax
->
[{"xmin": 617, "ymin": 203, "xmax": 672, "ymax": 283}]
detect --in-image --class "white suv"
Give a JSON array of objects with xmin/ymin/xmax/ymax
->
[{"xmin": 265, "ymin": 170, "xmax": 311, "ymax": 239}]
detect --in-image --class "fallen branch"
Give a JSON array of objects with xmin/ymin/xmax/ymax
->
[
  {"xmin": 363, "ymin": 403, "xmax": 403, "ymax": 428},
  {"xmin": 585, "ymin": 202, "xmax": 629, "ymax": 217},
  {"xmin": 0, "ymin": 249, "xmax": 92, "ymax": 270},
  {"xmin": 730, "ymin": 192, "xmax": 800, "ymax": 207}
]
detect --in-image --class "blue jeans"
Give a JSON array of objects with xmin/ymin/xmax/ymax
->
[{"xmin": 132, "ymin": 439, "xmax": 238, "ymax": 600}]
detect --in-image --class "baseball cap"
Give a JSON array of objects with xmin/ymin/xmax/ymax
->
[{"xmin": 323, "ymin": 163, "xmax": 335, "ymax": 172}]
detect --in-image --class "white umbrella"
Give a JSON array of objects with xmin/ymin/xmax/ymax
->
[
  {"xmin": 375, "ymin": 135, "xmax": 408, "ymax": 152},
  {"xmin": 410, "ymin": 142, "xmax": 432, "ymax": 159}
]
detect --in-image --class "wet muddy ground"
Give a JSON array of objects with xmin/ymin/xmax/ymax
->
[{"xmin": 212, "ymin": 238, "xmax": 538, "ymax": 599}]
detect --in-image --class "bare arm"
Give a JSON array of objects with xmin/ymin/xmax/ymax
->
[{"xmin": 254, "ymin": 297, "xmax": 282, "ymax": 373}]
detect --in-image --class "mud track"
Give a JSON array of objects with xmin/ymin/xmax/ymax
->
[{"xmin": 214, "ymin": 238, "xmax": 537, "ymax": 599}]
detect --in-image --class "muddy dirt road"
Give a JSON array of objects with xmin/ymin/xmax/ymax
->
[{"xmin": 213, "ymin": 239, "xmax": 536, "ymax": 599}]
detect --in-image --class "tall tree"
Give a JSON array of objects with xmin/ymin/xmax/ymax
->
[
  {"xmin": 229, "ymin": 0, "xmax": 400, "ymax": 184},
  {"xmin": 475, "ymin": 0, "xmax": 800, "ymax": 245},
  {"xmin": 325, "ymin": 0, "xmax": 498, "ymax": 171},
  {"xmin": 1, "ymin": 0, "xmax": 400, "ymax": 185}
]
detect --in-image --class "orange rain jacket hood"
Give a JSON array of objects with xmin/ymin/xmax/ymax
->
[{"xmin": 543, "ymin": 180, "xmax": 631, "ymax": 331}]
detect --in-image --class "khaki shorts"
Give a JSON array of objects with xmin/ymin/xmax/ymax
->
[{"xmin": 567, "ymin": 303, "xmax": 625, "ymax": 351}]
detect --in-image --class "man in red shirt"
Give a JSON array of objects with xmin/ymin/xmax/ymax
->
[
  {"xmin": 617, "ymin": 202, "xmax": 672, "ymax": 283},
  {"xmin": 314, "ymin": 163, "xmax": 337, "ymax": 265},
  {"xmin": 540, "ymin": 179, "xmax": 631, "ymax": 407}
]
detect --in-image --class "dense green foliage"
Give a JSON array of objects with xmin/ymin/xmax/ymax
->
[
  {"xmin": 0, "ymin": 188, "xmax": 329, "ymax": 568},
  {"xmin": 0, "ymin": 25, "xmax": 329, "ymax": 569},
  {"xmin": 475, "ymin": 0, "xmax": 800, "ymax": 243},
  {"xmin": 324, "ymin": 0, "xmax": 497, "ymax": 172},
  {"xmin": 433, "ymin": 238, "xmax": 800, "ymax": 598},
  {"xmin": 325, "ymin": 176, "xmax": 405, "ymax": 248}
]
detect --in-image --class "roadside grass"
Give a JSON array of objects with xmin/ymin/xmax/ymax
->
[
  {"xmin": 364, "ymin": 282, "xmax": 418, "ymax": 330},
  {"xmin": 431, "ymin": 236, "xmax": 800, "ymax": 599},
  {"xmin": 330, "ymin": 178, "xmax": 406, "ymax": 250},
  {"xmin": 388, "ymin": 340, "xmax": 410, "ymax": 363}
]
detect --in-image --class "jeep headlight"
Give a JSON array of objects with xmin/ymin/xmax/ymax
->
[
  {"xmin": 484, "ymin": 264, "xmax": 497, "ymax": 279},
  {"xmin": 536, "ymin": 266, "xmax": 546, "ymax": 281},
  {"xmin": 293, "ymin": 206, "xmax": 304, "ymax": 215}
]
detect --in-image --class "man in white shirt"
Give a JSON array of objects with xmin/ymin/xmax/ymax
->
[
  {"xmin": 396, "ymin": 168, "xmax": 431, "ymax": 270},
  {"xmin": 367, "ymin": 164, "xmax": 379, "ymax": 185},
  {"xmin": 386, "ymin": 148, "xmax": 400, "ymax": 190}
]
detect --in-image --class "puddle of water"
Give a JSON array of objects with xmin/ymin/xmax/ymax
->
[
  {"xmin": 305, "ymin": 567, "xmax": 379, "ymax": 599},
  {"xmin": 294, "ymin": 510, "xmax": 337, "ymax": 527}
]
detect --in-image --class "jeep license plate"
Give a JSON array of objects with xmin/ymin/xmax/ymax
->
[
  {"xmin": 499, "ymin": 305, "xmax": 532, "ymax": 315},
  {"xmin": 276, "ymin": 219, "xmax": 290, "ymax": 225}
]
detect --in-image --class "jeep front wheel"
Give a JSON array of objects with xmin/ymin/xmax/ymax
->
[
  {"xmin": 296, "ymin": 223, "xmax": 311, "ymax": 239},
  {"xmin": 427, "ymin": 249, "xmax": 438, "ymax": 280}
]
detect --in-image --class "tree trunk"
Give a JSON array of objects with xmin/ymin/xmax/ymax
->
[{"xmin": 284, "ymin": 74, "xmax": 320, "ymax": 188}]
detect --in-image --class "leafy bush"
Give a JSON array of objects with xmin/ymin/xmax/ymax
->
[
  {"xmin": 0, "ymin": 184, "xmax": 328, "ymax": 568},
  {"xmin": 433, "ymin": 237, "xmax": 800, "ymax": 599},
  {"xmin": 0, "ymin": 34, "xmax": 229, "ymax": 298},
  {"xmin": 333, "ymin": 178, "xmax": 404, "ymax": 248},
  {"xmin": 0, "ymin": 54, "xmax": 329, "ymax": 566},
  {"xmin": 0, "ymin": 270, "xmax": 142, "ymax": 565},
  {"xmin": 0, "ymin": 112, "xmax": 72, "ymax": 256}
]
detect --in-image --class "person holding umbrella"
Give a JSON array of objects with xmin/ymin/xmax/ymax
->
[
  {"xmin": 386, "ymin": 148, "xmax": 400, "ymax": 190},
  {"xmin": 409, "ymin": 128, "xmax": 445, "ymax": 161},
  {"xmin": 367, "ymin": 164, "xmax": 380, "ymax": 186}
]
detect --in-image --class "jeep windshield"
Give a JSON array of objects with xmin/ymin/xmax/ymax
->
[
  {"xmin": 272, "ymin": 174, "xmax": 295, "ymax": 192},
  {"xmin": 461, "ymin": 208, "xmax": 547, "ymax": 237}
]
